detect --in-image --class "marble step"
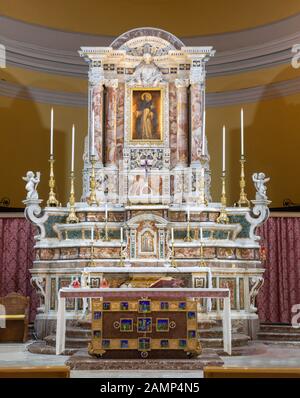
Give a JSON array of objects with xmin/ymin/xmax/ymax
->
[
  {"xmin": 259, "ymin": 324, "xmax": 300, "ymax": 333},
  {"xmin": 257, "ymin": 331, "xmax": 300, "ymax": 341},
  {"xmin": 66, "ymin": 328, "xmax": 91, "ymax": 339},
  {"xmin": 255, "ymin": 340, "xmax": 300, "ymax": 347},
  {"xmin": 199, "ymin": 327, "xmax": 238, "ymax": 338},
  {"xmin": 200, "ymin": 333, "xmax": 250, "ymax": 348},
  {"xmin": 44, "ymin": 334, "xmax": 90, "ymax": 348}
]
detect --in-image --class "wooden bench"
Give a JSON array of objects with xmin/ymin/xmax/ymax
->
[
  {"xmin": 0, "ymin": 366, "xmax": 70, "ymax": 378},
  {"xmin": 0, "ymin": 293, "xmax": 29, "ymax": 343},
  {"xmin": 203, "ymin": 366, "xmax": 300, "ymax": 378}
]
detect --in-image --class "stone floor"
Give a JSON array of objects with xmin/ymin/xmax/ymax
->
[{"xmin": 1, "ymin": 342, "xmax": 300, "ymax": 378}]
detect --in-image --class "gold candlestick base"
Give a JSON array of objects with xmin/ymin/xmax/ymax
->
[
  {"xmin": 217, "ymin": 174, "xmax": 229, "ymax": 224},
  {"xmin": 200, "ymin": 242, "xmax": 206, "ymax": 267},
  {"xmin": 171, "ymin": 241, "xmax": 176, "ymax": 268},
  {"xmin": 119, "ymin": 243, "xmax": 126, "ymax": 267},
  {"xmin": 184, "ymin": 221, "xmax": 192, "ymax": 242},
  {"xmin": 66, "ymin": 171, "xmax": 79, "ymax": 224},
  {"xmin": 47, "ymin": 156, "xmax": 60, "ymax": 207},
  {"xmin": 90, "ymin": 242, "xmax": 96, "ymax": 267},
  {"xmin": 237, "ymin": 157, "xmax": 250, "ymax": 207},
  {"xmin": 87, "ymin": 155, "xmax": 99, "ymax": 206},
  {"xmin": 103, "ymin": 222, "xmax": 110, "ymax": 241}
]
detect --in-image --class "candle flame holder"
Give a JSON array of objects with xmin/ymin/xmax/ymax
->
[
  {"xmin": 87, "ymin": 155, "xmax": 99, "ymax": 206},
  {"xmin": 237, "ymin": 155, "xmax": 250, "ymax": 207},
  {"xmin": 66, "ymin": 171, "xmax": 79, "ymax": 224},
  {"xmin": 217, "ymin": 173, "xmax": 229, "ymax": 224},
  {"xmin": 47, "ymin": 155, "xmax": 60, "ymax": 207}
]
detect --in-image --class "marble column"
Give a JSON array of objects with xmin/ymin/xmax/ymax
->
[
  {"xmin": 190, "ymin": 82, "xmax": 203, "ymax": 164},
  {"xmin": 90, "ymin": 80, "xmax": 103, "ymax": 164},
  {"xmin": 175, "ymin": 79, "xmax": 189, "ymax": 166},
  {"xmin": 105, "ymin": 80, "xmax": 118, "ymax": 167}
]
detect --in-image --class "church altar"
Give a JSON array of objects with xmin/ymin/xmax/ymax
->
[
  {"xmin": 56, "ymin": 287, "xmax": 231, "ymax": 356},
  {"xmin": 22, "ymin": 27, "xmax": 270, "ymax": 348}
]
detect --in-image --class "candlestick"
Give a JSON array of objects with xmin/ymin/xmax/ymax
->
[
  {"xmin": 71, "ymin": 124, "xmax": 75, "ymax": 172},
  {"xmin": 241, "ymin": 108, "xmax": 244, "ymax": 157},
  {"xmin": 222, "ymin": 125, "xmax": 226, "ymax": 173},
  {"xmin": 47, "ymin": 108, "xmax": 59, "ymax": 207},
  {"xmin": 103, "ymin": 205, "xmax": 110, "ymax": 241},
  {"xmin": 217, "ymin": 172, "xmax": 229, "ymax": 224},
  {"xmin": 66, "ymin": 171, "xmax": 79, "ymax": 223},
  {"xmin": 237, "ymin": 155, "xmax": 250, "ymax": 207},
  {"xmin": 91, "ymin": 109, "xmax": 95, "ymax": 157},
  {"xmin": 87, "ymin": 155, "xmax": 99, "ymax": 206},
  {"xmin": 50, "ymin": 108, "xmax": 54, "ymax": 156},
  {"xmin": 187, "ymin": 207, "xmax": 190, "ymax": 222},
  {"xmin": 202, "ymin": 110, "xmax": 206, "ymax": 156},
  {"xmin": 184, "ymin": 217, "xmax": 192, "ymax": 242},
  {"xmin": 200, "ymin": 227, "xmax": 203, "ymax": 241}
]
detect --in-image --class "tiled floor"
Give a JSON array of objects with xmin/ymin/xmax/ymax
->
[{"xmin": 0, "ymin": 342, "xmax": 300, "ymax": 378}]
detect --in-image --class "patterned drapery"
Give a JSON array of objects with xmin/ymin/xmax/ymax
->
[
  {"xmin": 257, "ymin": 216, "xmax": 300, "ymax": 324},
  {"xmin": 0, "ymin": 217, "xmax": 37, "ymax": 322}
]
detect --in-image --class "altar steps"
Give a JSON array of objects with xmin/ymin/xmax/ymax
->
[{"xmin": 257, "ymin": 324, "xmax": 300, "ymax": 345}]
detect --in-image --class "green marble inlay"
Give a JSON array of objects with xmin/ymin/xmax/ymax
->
[
  {"xmin": 228, "ymin": 215, "xmax": 251, "ymax": 238},
  {"xmin": 45, "ymin": 215, "xmax": 67, "ymax": 238},
  {"xmin": 212, "ymin": 230, "xmax": 229, "ymax": 240},
  {"xmin": 174, "ymin": 230, "xmax": 186, "ymax": 239},
  {"xmin": 68, "ymin": 229, "xmax": 82, "ymax": 240}
]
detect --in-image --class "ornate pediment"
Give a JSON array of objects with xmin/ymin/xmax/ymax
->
[{"xmin": 127, "ymin": 54, "xmax": 165, "ymax": 86}]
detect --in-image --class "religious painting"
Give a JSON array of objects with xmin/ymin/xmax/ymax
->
[
  {"xmin": 131, "ymin": 89, "xmax": 162, "ymax": 141},
  {"xmin": 138, "ymin": 299, "xmax": 151, "ymax": 313},
  {"xmin": 120, "ymin": 319, "xmax": 133, "ymax": 332},
  {"xmin": 140, "ymin": 230, "xmax": 155, "ymax": 254},
  {"xmin": 156, "ymin": 319, "xmax": 169, "ymax": 332}
]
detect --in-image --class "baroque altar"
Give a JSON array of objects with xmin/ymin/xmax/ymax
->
[{"xmin": 24, "ymin": 28, "xmax": 270, "ymax": 343}]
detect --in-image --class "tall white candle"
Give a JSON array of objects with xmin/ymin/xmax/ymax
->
[
  {"xmin": 91, "ymin": 109, "xmax": 95, "ymax": 157},
  {"xmin": 187, "ymin": 207, "xmax": 190, "ymax": 221},
  {"xmin": 241, "ymin": 108, "xmax": 244, "ymax": 157},
  {"xmin": 171, "ymin": 227, "xmax": 174, "ymax": 242},
  {"xmin": 120, "ymin": 227, "xmax": 123, "ymax": 243},
  {"xmin": 71, "ymin": 124, "xmax": 75, "ymax": 172},
  {"xmin": 91, "ymin": 226, "xmax": 94, "ymax": 241},
  {"xmin": 202, "ymin": 110, "xmax": 206, "ymax": 156},
  {"xmin": 50, "ymin": 107, "xmax": 54, "ymax": 156},
  {"xmin": 222, "ymin": 125, "xmax": 226, "ymax": 173},
  {"xmin": 200, "ymin": 227, "xmax": 203, "ymax": 240},
  {"xmin": 105, "ymin": 203, "xmax": 108, "ymax": 221}
]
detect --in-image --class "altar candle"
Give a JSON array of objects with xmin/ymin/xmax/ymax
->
[
  {"xmin": 105, "ymin": 203, "xmax": 108, "ymax": 221},
  {"xmin": 120, "ymin": 227, "xmax": 123, "ymax": 243},
  {"xmin": 91, "ymin": 109, "xmax": 95, "ymax": 157},
  {"xmin": 71, "ymin": 124, "xmax": 75, "ymax": 172},
  {"xmin": 202, "ymin": 110, "xmax": 206, "ymax": 156},
  {"xmin": 50, "ymin": 107, "xmax": 54, "ymax": 156},
  {"xmin": 200, "ymin": 227, "xmax": 203, "ymax": 241},
  {"xmin": 171, "ymin": 227, "xmax": 174, "ymax": 242},
  {"xmin": 91, "ymin": 226, "xmax": 94, "ymax": 241},
  {"xmin": 241, "ymin": 108, "xmax": 244, "ymax": 157},
  {"xmin": 222, "ymin": 125, "xmax": 226, "ymax": 173},
  {"xmin": 187, "ymin": 207, "xmax": 190, "ymax": 222}
]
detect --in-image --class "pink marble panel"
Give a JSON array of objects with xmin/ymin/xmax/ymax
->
[
  {"xmin": 92, "ymin": 83, "xmax": 104, "ymax": 162},
  {"xmin": 176, "ymin": 85, "xmax": 188, "ymax": 165},
  {"xmin": 105, "ymin": 86, "xmax": 118, "ymax": 165},
  {"xmin": 116, "ymin": 83, "xmax": 125, "ymax": 163},
  {"xmin": 190, "ymin": 83, "xmax": 203, "ymax": 163},
  {"xmin": 169, "ymin": 82, "xmax": 177, "ymax": 168}
]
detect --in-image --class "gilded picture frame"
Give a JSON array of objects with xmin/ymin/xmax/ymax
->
[{"xmin": 130, "ymin": 88, "xmax": 163, "ymax": 142}]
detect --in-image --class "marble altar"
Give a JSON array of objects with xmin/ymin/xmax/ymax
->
[{"xmin": 23, "ymin": 27, "xmax": 270, "ymax": 342}]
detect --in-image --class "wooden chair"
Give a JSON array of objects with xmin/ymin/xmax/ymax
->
[
  {"xmin": 0, "ymin": 366, "xmax": 70, "ymax": 378},
  {"xmin": 0, "ymin": 292, "xmax": 29, "ymax": 343},
  {"xmin": 203, "ymin": 366, "xmax": 300, "ymax": 378}
]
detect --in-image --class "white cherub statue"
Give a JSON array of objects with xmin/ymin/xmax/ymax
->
[
  {"xmin": 22, "ymin": 171, "xmax": 41, "ymax": 200},
  {"xmin": 252, "ymin": 172, "xmax": 270, "ymax": 201}
]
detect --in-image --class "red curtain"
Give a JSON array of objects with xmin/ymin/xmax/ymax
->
[
  {"xmin": 0, "ymin": 217, "xmax": 37, "ymax": 322},
  {"xmin": 257, "ymin": 217, "xmax": 300, "ymax": 324}
]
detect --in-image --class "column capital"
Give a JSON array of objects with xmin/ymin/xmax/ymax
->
[
  {"xmin": 189, "ymin": 60, "xmax": 206, "ymax": 85},
  {"xmin": 175, "ymin": 78, "xmax": 189, "ymax": 89},
  {"xmin": 104, "ymin": 79, "xmax": 119, "ymax": 89},
  {"xmin": 88, "ymin": 65, "xmax": 104, "ymax": 86}
]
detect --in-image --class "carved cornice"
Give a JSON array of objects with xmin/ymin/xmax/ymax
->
[{"xmin": 1, "ymin": 16, "xmax": 300, "ymax": 77}]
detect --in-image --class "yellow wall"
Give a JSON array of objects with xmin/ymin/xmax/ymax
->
[
  {"xmin": 0, "ymin": 96, "xmax": 87, "ymax": 207},
  {"xmin": 1, "ymin": 65, "xmax": 300, "ymax": 208}
]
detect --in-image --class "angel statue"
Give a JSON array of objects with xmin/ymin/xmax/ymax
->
[
  {"xmin": 22, "ymin": 171, "xmax": 41, "ymax": 200},
  {"xmin": 252, "ymin": 172, "xmax": 270, "ymax": 200}
]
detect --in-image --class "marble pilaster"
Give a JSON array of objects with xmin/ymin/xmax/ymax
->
[
  {"xmin": 175, "ymin": 79, "xmax": 189, "ymax": 166},
  {"xmin": 105, "ymin": 80, "xmax": 118, "ymax": 167}
]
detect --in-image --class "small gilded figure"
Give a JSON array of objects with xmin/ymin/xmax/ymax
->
[{"xmin": 22, "ymin": 171, "xmax": 41, "ymax": 200}]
